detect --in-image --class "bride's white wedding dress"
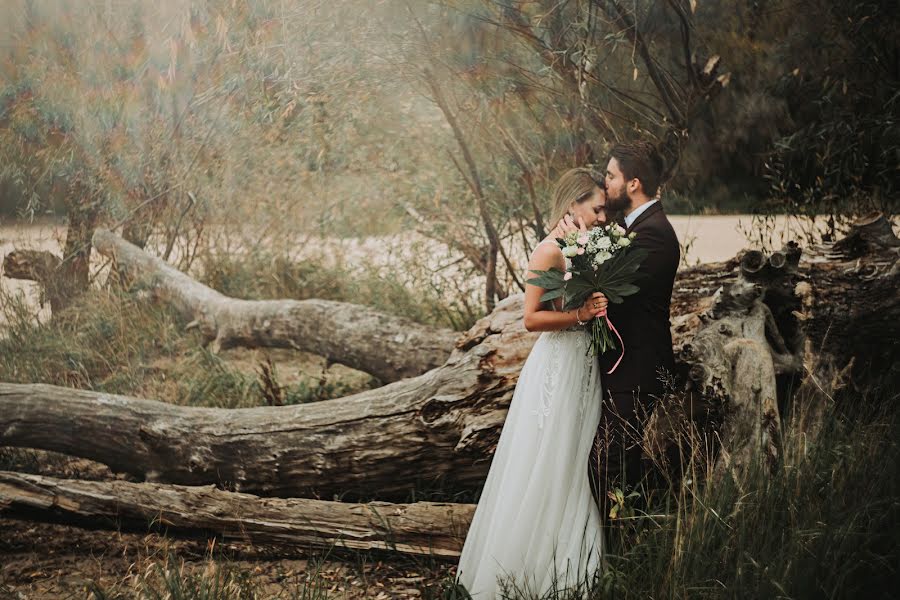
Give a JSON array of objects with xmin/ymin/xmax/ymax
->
[{"xmin": 456, "ymin": 309, "xmax": 605, "ymax": 597}]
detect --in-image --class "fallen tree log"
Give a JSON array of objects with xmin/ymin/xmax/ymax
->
[
  {"xmin": 0, "ymin": 296, "xmax": 531, "ymax": 499},
  {"xmin": 650, "ymin": 214, "xmax": 899, "ymax": 482},
  {"xmin": 2, "ymin": 250, "xmax": 65, "ymax": 313},
  {"xmin": 1, "ymin": 217, "xmax": 896, "ymax": 499},
  {"xmin": 0, "ymin": 471, "xmax": 473, "ymax": 559},
  {"xmin": 654, "ymin": 247, "xmax": 803, "ymax": 480},
  {"xmin": 1, "ymin": 249, "xmax": 62, "ymax": 284},
  {"xmin": 92, "ymin": 229, "xmax": 458, "ymax": 382},
  {"xmin": 671, "ymin": 214, "xmax": 899, "ymax": 374},
  {"xmin": 1, "ymin": 198, "xmax": 99, "ymax": 316}
]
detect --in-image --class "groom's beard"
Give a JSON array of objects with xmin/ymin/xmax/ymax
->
[{"xmin": 606, "ymin": 188, "xmax": 631, "ymax": 213}]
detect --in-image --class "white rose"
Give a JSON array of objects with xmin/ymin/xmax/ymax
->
[
  {"xmin": 597, "ymin": 237, "xmax": 612, "ymax": 250},
  {"xmin": 562, "ymin": 245, "xmax": 579, "ymax": 258},
  {"xmin": 618, "ymin": 237, "xmax": 631, "ymax": 247},
  {"xmin": 593, "ymin": 251, "xmax": 613, "ymax": 266},
  {"xmin": 615, "ymin": 224, "xmax": 627, "ymax": 236}
]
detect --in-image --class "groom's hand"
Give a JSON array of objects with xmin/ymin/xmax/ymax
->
[{"xmin": 555, "ymin": 214, "xmax": 588, "ymax": 238}]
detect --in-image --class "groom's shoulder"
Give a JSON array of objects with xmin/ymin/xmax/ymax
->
[
  {"xmin": 633, "ymin": 205, "xmax": 679, "ymax": 256},
  {"xmin": 646, "ymin": 203, "xmax": 677, "ymax": 234},
  {"xmin": 634, "ymin": 203, "xmax": 674, "ymax": 233}
]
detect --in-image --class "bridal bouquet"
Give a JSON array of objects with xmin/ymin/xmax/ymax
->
[{"xmin": 530, "ymin": 225, "xmax": 647, "ymax": 363}]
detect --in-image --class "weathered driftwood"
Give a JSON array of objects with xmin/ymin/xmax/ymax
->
[
  {"xmin": 0, "ymin": 471, "xmax": 473, "ymax": 559},
  {"xmin": 1, "ymin": 249, "xmax": 62, "ymax": 283},
  {"xmin": 672, "ymin": 249, "xmax": 801, "ymax": 479},
  {"xmin": 1, "ymin": 217, "xmax": 895, "ymax": 500},
  {"xmin": 655, "ymin": 214, "xmax": 898, "ymax": 480},
  {"xmin": 92, "ymin": 229, "xmax": 458, "ymax": 383},
  {"xmin": 671, "ymin": 214, "xmax": 899, "ymax": 372},
  {"xmin": 2, "ymin": 250, "xmax": 66, "ymax": 313},
  {"xmin": 2, "ymin": 198, "xmax": 100, "ymax": 315},
  {"xmin": 0, "ymin": 298, "xmax": 532, "ymax": 500}
]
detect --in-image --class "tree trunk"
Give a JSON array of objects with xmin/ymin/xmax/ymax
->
[
  {"xmin": 1, "ymin": 191, "xmax": 100, "ymax": 316},
  {"xmin": 0, "ymin": 294, "xmax": 531, "ymax": 499},
  {"xmin": 654, "ymin": 215, "xmax": 898, "ymax": 481},
  {"xmin": 1, "ymin": 250, "xmax": 65, "ymax": 313},
  {"xmin": 2, "ymin": 217, "xmax": 895, "ymax": 500},
  {"xmin": 0, "ymin": 471, "xmax": 473, "ymax": 559},
  {"xmin": 92, "ymin": 229, "xmax": 459, "ymax": 383},
  {"xmin": 59, "ymin": 191, "xmax": 100, "ymax": 312}
]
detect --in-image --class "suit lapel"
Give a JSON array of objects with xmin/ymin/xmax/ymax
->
[{"xmin": 626, "ymin": 201, "xmax": 663, "ymax": 234}]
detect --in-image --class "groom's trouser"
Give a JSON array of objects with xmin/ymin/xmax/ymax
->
[{"xmin": 587, "ymin": 389, "xmax": 655, "ymax": 524}]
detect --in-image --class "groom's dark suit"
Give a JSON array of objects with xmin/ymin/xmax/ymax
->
[{"xmin": 588, "ymin": 201, "xmax": 680, "ymax": 519}]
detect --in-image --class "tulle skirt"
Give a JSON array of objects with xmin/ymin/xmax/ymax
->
[{"xmin": 457, "ymin": 330, "xmax": 604, "ymax": 598}]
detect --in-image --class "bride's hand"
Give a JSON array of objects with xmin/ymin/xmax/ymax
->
[{"xmin": 579, "ymin": 292, "xmax": 609, "ymax": 319}]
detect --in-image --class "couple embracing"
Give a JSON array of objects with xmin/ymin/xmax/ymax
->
[{"xmin": 456, "ymin": 141, "xmax": 680, "ymax": 598}]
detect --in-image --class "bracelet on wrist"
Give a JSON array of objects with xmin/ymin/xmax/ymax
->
[{"xmin": 575, "ymin": 307, "xmax": 586, "ymax": 326}]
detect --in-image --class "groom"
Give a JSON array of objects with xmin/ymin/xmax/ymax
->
[{"xmin": 585, "ymin": 141, "xmax": 680, "ymax": 525}]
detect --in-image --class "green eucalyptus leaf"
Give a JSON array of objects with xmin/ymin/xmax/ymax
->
[{"xmin": 540, "ymin": 288, "xmax": 565, "ymax": 302}]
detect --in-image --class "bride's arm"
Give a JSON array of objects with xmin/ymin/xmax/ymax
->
[{"xmin": 523, "ymin": 243, "xmax": 607, "ymax": 332}]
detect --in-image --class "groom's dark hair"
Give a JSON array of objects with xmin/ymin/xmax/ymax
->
[{"xmin": 609, "ymin": 141, "xmax": 664, "ymax": 197}]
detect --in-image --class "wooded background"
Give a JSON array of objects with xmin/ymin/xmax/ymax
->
[{"xmin": 1, "ymin": 0, "xmax": 897, "ymax": 313}]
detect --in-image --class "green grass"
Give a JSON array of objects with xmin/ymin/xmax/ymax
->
[
  {"xmin": 198, "ymin": 248, "xmax": 480, "ymax": 332},
  {"xmin": 0, "ymin": 285, "xmax": 379, "ymax": 407},
  {"xmin": 453, "ymin": 382, "xmax": 900, "ymax": 600},
  {"xmin": 0, "ymin": 287, "xmax": 188, "ymax": 392}
]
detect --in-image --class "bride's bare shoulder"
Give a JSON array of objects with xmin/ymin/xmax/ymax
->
[{"xmin": 528, "ymin": 240, "xmax": 564, "ymax": 270}]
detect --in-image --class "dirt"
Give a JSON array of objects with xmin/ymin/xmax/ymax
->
[
  {"xmin": 0, "ymin": 451, "xmax": 453, "ymax": 599},
  {"xmin": 0, "ymin": 517, "xmax": 454, "ymax": 599}
]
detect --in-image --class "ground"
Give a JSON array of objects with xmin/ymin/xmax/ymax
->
[
  {"xmin": 0, "ymin": 517, "xmax": 454, "ymax": 599},
  {"xmin": 0, "ymin": 454, "xmax": 454, "ymax": 599}
]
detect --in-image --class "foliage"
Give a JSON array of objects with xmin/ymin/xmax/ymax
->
[
  {"xmin": 2, "ymin": 1, "xmax": 893, "ymax": 312},
  {"xmin": 197, "ymin": 243, "xmax": 480, "ymax": 331},
  {"xmin": 0, "ymin": 284, "xmax": 378, "ymax": 407},
  {"xmin": 762, "ymin": 0, "xmax": 900, "ymax": 216}
]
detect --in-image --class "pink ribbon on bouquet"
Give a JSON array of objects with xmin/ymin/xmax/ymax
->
[{"xmin": 597, "ymin": 309, "xmax": 625, "ymax": 375}]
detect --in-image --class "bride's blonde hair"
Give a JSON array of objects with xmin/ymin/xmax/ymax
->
[{"xmin": 549, "ymin": 168, "xmax": 603, "ymax": 226}]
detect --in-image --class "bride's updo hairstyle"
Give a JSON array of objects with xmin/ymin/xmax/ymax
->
[{"xmin": 549, "ymin": 168, "xmax": 603, "ymax": 226}]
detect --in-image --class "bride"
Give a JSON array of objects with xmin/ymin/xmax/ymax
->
[{"xmin": 456, "ymin": 168, "xmax": 609, "ymax": 598}]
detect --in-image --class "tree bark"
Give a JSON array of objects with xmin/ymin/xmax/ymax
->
[
  {"xmin": 1, "ymin": 249, "xmax": 65, "ymax": 313},
  {"xmin": 653, "ymin": 215, "xmax": 898, "ymax": 481},
  {"xmin": 58, "ymin": 189, "xmax": 100, "ymax": 312},
  {"xmin": 0, "ymin": 471, "xmax": 473, "ymax": 559},
  {"xmin": 2, "ymin": 217, "xmax": 895, "ymax": 500},
  {"xmin": 0, "ymin": 296, "xmax": 531, "ymax": 499},
  {"xmin": 802, "ymin": 215, "xmax": 900, "ymax": 375},
  {"xmin": 92, "ymin": 229, "xmax": 459, "ymax": 383}
]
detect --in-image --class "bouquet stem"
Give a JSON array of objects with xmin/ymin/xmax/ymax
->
[{"xmin": 590, "ymin": 314, "xmax": 617, "ymax": 357}]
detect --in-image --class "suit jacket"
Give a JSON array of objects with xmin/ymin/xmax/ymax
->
[{"xmin": 600, "ymin": 202, "xmax": 680, "ymax": 396}]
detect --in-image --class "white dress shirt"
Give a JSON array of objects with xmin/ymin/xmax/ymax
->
[{"xmin": 624, "ymin": 199, "xmax": 659, "ymax": 229}]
